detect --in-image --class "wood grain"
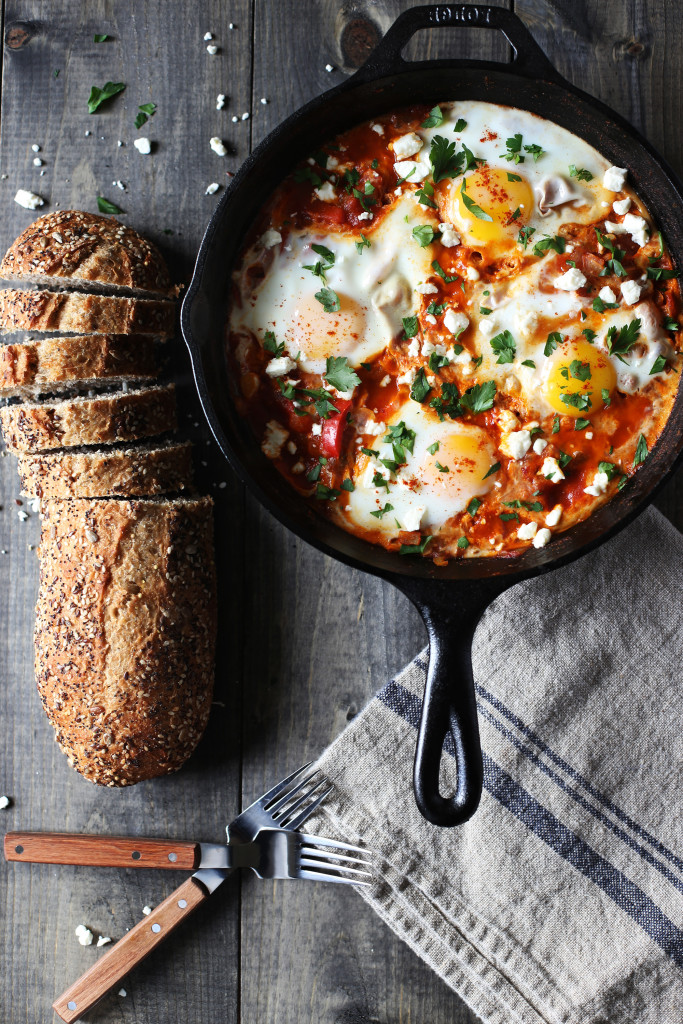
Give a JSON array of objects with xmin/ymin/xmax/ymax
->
[
  {"xmin": 0, "ymin": 2, "xmax": 681, "ymax": 1024},
  {"xmin": 4, "ymin": 832, "xmax": 200, "ymax": 870},
  {"xmin": 52, "ymin": 876, "xmax": 209, "ymax": 1023}
]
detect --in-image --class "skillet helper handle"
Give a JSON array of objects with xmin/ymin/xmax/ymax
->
[
  {"xmin": 4, "ymin": 831, "xmax": 200, "ymax": 870},
  {"xmin": 53, "ymin": 876, "xmax": 208, "ymax": 1023},
  {"xmin": 357, "ymin": 3, "xmax": 560, "ymax": 81}
]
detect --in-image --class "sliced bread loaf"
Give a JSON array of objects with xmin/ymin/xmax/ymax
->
[
  {"xmin": 0, "ymin": 384, "xmax": 176, "ymax": 454},
  {"xmin": 35, "ymin": 496, "xmax": 216, "ymax": 786},
  {"xmin": 0, "ymin": 289, "xmax": 174, "ymax": 337},
  {"xmin": 18, "ymin": 440, "xmax": 194, "ymax": 498},
  {"xmin": 1, "ymin": 210, "xmax": 174, "ymax": 297},
  {"xmin": 0, "ymin": 334, "xmax": 158, "ymax": 397}
]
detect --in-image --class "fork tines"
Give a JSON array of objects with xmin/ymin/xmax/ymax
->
[
  {"xmin": 266, "ymin": 767, "xmax": 332, "ymax": 830},
  {"xmin": 298, "ymin": 834, "xmax": 373, "ymax": 886}
]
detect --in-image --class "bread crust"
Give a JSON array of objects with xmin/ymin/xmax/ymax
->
[
  {"xmin": 0, "ymin": 384, "xmax": 177, "ymax": 453},
  {"xmin": 0, "ymin": 210, "xmax": 173, "ymax": 297},
  {"xmin": 35, "ymin": 497, "xmax": 217, "ymax": 786},
  {"xmin": 0, "ymin": 289, "xmax": 175, "ymax": 337},
  {"xmin": 0, "ymin": 334, "xmax": 158, "ymax": 396},
  {"xmin": 19, "ymin": 441, "xmax": 194, "ymax": 497}
]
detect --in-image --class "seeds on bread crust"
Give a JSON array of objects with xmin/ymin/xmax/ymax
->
[
  {"xmin": 0, "ymin": 384, "xmax": 177, "ymax": 453},
  {"xmin": 1, "ymin": 210, "xmax": 174, "ymax": 297},
  {"xmin": 0, "ymin": 289, "xmax": 175, "ymax": 337},
  {"xmin": 18, "ymin": 441, "xmax": 194, "ymax": 497}
]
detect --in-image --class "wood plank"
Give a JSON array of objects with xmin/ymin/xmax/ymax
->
[
  {"xmin": 242, "ymin": 6, "xmax": 511, "ymax": 1023},
  {"xmin": 0, "ymin": 1, "xmax": 252, "ymax": 1021}
]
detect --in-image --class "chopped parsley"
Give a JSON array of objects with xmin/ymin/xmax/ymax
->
[
  {"xmin": 402, "ymin": 315, "xmax": 420, "ymax": 339},
  {"xmin": 558, "ymin": 451, "xmax": 572, "ymax": 468},
  {"xmin": 521, "ymin": 359, "xmax": 536, "ymax": 368},
  {"xmin": 431, "ymin": 259, "xmax": 458, "ymax": 283},
  {"xmin": 500, "ymin": 511, "xmax": 520, "ymax": 522},
  {"xmin": 633, "ymin": 433, "xmax": 648, "ymax": 467},
  {"xmin": 88, "ymin": 80, "xmax": 126, "ymax": 113},
  {"xmin": 96, "ymin": 196, "xmax": 123, "ymax": 215},
  {"xmin": 400, "ymin": 535, "xmax": 432, "ymax": 555},
  {"xmin": 569, "ymin": 359, "xmax": 591, "ymax": 381},
  {"xmin": 412, "ymin": 224, "xmax": 435, "ymax": 247},
  {"xmin": 427, "ymin": 441, "xmax": 440, "ymax": 455},
  {"xmin": 595, "ymin": 229, "xmax": 626, "ymax": 277},
  {"xmin": 501, "ymin": 133, "xmax": 524, "ymax": 164},
  {"xmin": 410, "ymin": 368, "xmax": 432, "ymax": 403},
  {"xmin": 264, "ymin": 331, "xmax": 285, "ymax": 357},
  {"xmin": 457, "ymin": 536, "xmax": 470, "ymax": 549},
  {"xmin": 646, "ymin": 265, "xmax": 678, "ymax": 281},
  {"xmin": 507, "ymin": 173, "xmax": 522, "ymax": 182},
  {"xmin": 561, "ymin": 391, "xmax": 592, "ymax": 411},
  {"xmin": 435, "ymin": 461, "xmax": 449, "ymax": 473},
  {"xmin": 598, "ymin": 461, "xmax": 620, "ymax": 481},
  {"xmin": 429, "ymin": 134, "xmax": 465, "ymax": 183},
  {"xmin": 135, "ymin": 101, "xmax": 157, "ymax": 129},
  {"xmin": 453, "ymin": 118, "xmax": 467, "ymax": 133},
  {"xmin": 370, "ymin": 502, "xmax": 394, "ymax": 519},
  {"xmin": 663, "ymin": 315, "xmax": 679, "ymax": 331},
  {"xmin": 569, "ymin": 164, "xmax": 593, "ymax": 181},
  {"xmin": 428, "ymin": 351, "xmax": 450, "ymax": 373},
  {"xmin": 601, "ymin": 387, "xmax": 612, "ymax": 407},
  {"xmin": 427, "ymin": 300, "xmax": 447, "ymax": 316},
  {"xmin": 341, "ymin": 479, "xmax": 355, "ymax": 491},
  {"xmin": 430, "ymin": 382, "xmax": 461, "ymax": 421},
  {"xmin": 355, "ymin": 233, "xmax": 371, "ymax": 254},
  {"xmin": 592, "ymin": 294, "xmax": 619, "ymax": 312},
  {"xmin": 315, "ymin": 484, "xmax": 340, "ymax": 501},
  {"xmin": 606, "ymin": 318, "xmax": 641, "ymax": 363},
  {"xmin": 384, "ymin": 422, "xmax": 416, "ymax": 463},
  {"xmin": 483, "ymin": 461, "xmax": 501, "ymax": 479},
  {"xmin": 422, "ymin": 105, "xmax": 444, "ymax": 128},
  {"xmin": 649, "ymin": 354, "xmax": 667, "ymax": 375},
  {"xmin": 479, "ymin": 306, "xmax": 492, "ymax": 315},
  {"xmin": 467, "ymin": 497, "xmax": 482, "ymax": 516},
  {"xmin": 574, "ymin": 418, "xmax": 591, "ymax": 430},
  {"xmin": 582, "ymin": 328, "xmax": 597, "ymax": 343},
  {"xmin": 461, "ymin": 380, "xmax": 496, "ymax": 413},
  {"xmin": 93, "ymin": 33, "xmax": 109, "ymax": 43},
  {"xmin": 490, "ymin": 329, "xmax": 516, "ymax": 364},
  {"xmin": 460, "ymin": 175, "xmax": 492, "ymax": 221},
  {"xmin": 503, "ymin": 499, "xmax": 544, "ymax": 512},
  {"xmin": 314, "ymin": 287, "xmax": 340, "ymax": 313},
  {"xmin": 518, "ymin": 225, "xmax": 535, "ymax": 249},
  {"xmin": 416, "ymin": 180, "xmax": 438, "ymax": 209},
  {"xmin": 324, "ymin": 356, "xmax": 360, "ymax": 393},
  {"xmin": 532, "ymin": 235, "xmax": 566, "ymax": 258}
]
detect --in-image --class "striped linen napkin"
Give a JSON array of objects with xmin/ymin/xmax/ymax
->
[{"xmin": 313, "ymin": 506, "xmax": 683, "ymax": 1024}]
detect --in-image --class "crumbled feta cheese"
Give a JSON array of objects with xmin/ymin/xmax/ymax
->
[
  {"xmin": 545, "ymin": 505, "xmax": 562, "ymax": 527},
  {"xmin": 209, "ymin": 136, "xmax": 227, "ymax": 156},
  {"xmin": 439, "ymin": 223, "xmax": 461, "ymax": 247},
  {"xmin": 407, "ymin": 336, "xmax": 421, "ymax": 359},
  {"xmin": 314, "ymin": 181, "xmax": 336, "ymax": 202},
  {"xmin": 516, "ymin": 309, "xmax": 538, "ymax": 339},
  {"xmin": 453, "ymin": 350, "xmax": 471, "ymax": 366},
  {"xmin": 620, "ymin": 279, "xmax": 643, "ymax": 305},
  {"xmin": 260, "ymin": 228, "xmax": 282, "ymax": 248},
  {"xmin": 584, "ymin": 470, "xmax": 610, "ymax": 497},
  {"xmin": 14, "ymin": 189, "xmax": 44, "ymax": 209},
  {"xmin": 0, "ymin": 796, "xmax": 9, "ymax": 809},
  {"xmin": 585, "ymin": 431, "xmax": 593, "ymax": 440},
  {"xmin": 265, "ymin": 356, "xmax": 296, "ymax": 377},
  {"xmin": 261, "ymin": 420, "xmax": 289, "ymax": 459},
  {"xmin": 357, "ymin": 211, "xmax": 373, "ymax": 221},
  {"xmin": 402, "ymin": 506, "xmax": 425, "ymax": 532},
  {"xmin": 134, "ymin": 138, "xmax": 152, "ymax": 155},
  {"xmin": 216, "ymin": 94, "xmax": 226, "ymax": 110},
  {"xmin": 465, "ymin": 266, "xmax": 479, "ymax": 281},
  {"xmin": 541, "ymin": 456, "xmax": 564, "ymax": 482},
  {"xmin": 96, "ymin": 936, "xmax": 111, "ymax": 947},
  {"xmin": 207, "ymin": 44, "xmax": 219, "ymax": 54},
  {"xmin": 311, "ymin": 422, "xmax": 322, "ymax": 436},
  {"xmin": 605, "ymin": 214, "xmax": 649, "ymax": 248},
  {"xmin": 17, "ymin": 510, "xmax": 28, "ymax": 521},
  {"xmin": 325, "ymin": 63, "xmax": 334, "ymax": 72},
  {"xmin": 501, "ymin": 429, "xmax": 532, "ymax": 460},
  {"xmin": 393, "ymin": 159, "xmax": 430, "ymax": 182},
  {"xmin": 396, "ymin": 369, "xmax": 415, "ymax": 386},
  {"xmin": 371, "ymin": 124, "xmax": 384, "ymax": 135},
  {"xmin": 260, "ymin": 97, "xmax": 268, "ymax": 105},
  {"xmin": 532, "ymin": 438, "xmax": 547, "ymax": 455},
  {"xmin": 32, "ymin": 144, "xmax": 41, "ymax": 152},
  {"xmin": 517, "ymin": 522, "xmax": 538, "ymax": 541},
  {"xmin": 613, "ymin": 197, "xmax": 631, "ymax": 215},
  {"xmin": 554, "ymin": 267, "xmax": 587, "ymax": 291},
  {"xmin": 533, "ymin": 527, "xmax": 552, "ymax": 548},
  {"xmin": 379, "ymin": 374, "xmax": 390, "ymax": 387},
  {"xmin": 232, "ymin": 116, "xmax": 239, "ymax": 123},
  {"xmin": 33, "ymin": 157, "xmax": 43, "ymax": 167},
  {"xmin": 478, "ymin": 318, "xmax": 496, "ymax": 337},
  {"xmin": 444, "ymin": 309, "xmax": 469, "ymax": 336},
  {"xmin": 241, "ymin": 112, "xmax": 250, "ymax": 121},
  {"xmin": 393, "ymin": 132, "xmax": 423, "ymax": 160},
  {"xmin": 204, "ymin": 32, "xmax": 213, "ymax": 40},
  {"xmin": 75, "ymin": 925, "xmax": 94, "ymax": 946},
  {"xmin": 425, "ymin": 313, "xmax": 437, "ymax": 325},
  {"xmin": 363, "ymin": 419, "xmax": 386, "ymax": 436},
  {"xmin": 142, "ymin": 906, "xmax": 152, "ymax": 916},
  {"xmin": 205, "ymin": 182, "xmax": 220, "ymax": 195},
  {"xmin": 598, "ymin": 285, "xmax": 617, "ymax": 303},
  {"xmin": 118, "ymin": 989, "xmax": 127, "ymax": 998},
  {"xmin": 603, "ymin": 166, "xmax": 627, "ymax": 192},
  {"xmin": 292, "ymin": 461, "xmax": 305, "ymax": 474},
  {"xmin": 286, "ymin": 441, "xmax": 297, "ymax": 455},
  {"xmin": 417, "ymin": 282, "xmax": 438, "ymax": 295}
]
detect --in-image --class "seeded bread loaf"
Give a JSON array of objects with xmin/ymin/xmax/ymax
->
[
  {"xmin": 0, "ymin": 289, "xmax": 174, "ymax": 337},
  {"xmin": 0, "ymin": 384, "xmax": 176, "ymax": 454},
  {"xmin": 0, "ymin": 334, "xmax": 158, "ymax": 397},
  {"xmin": 18, "ymin": 441, "xmax": 194, "ymax": 498},
  {"xmin": 0, "ymin": 210, "xmax": 174, "ymax": 297},
  {"xmin": 35, "ymin": 497, "xmax": 216, "ymax": 786}
]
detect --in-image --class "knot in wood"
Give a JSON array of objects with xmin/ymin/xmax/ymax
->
[
  {"xmin": 340, "ymin": 17, "xmax": 380, "ymax": 68},
  {"xmin": 5, "ymin": 21, "xmax": 37, "ymax": 49}
]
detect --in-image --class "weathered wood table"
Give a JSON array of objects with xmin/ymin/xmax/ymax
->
[{"xmin": 0, "ymin": 1, "xmax": 681, "ymax": 1020}]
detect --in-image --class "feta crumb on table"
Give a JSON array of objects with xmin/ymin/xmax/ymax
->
[
  {"xmin": 134, "ymin": 138, "xmax": 151, "ymax": 155},
  {"xmin": 216, "ymin": 94, "xmax": 226, "ymax": 110},
  {"xmin": 75, "ymin": 925, "xmax": 94, "ymax": 946},
  {"xmin": 96, "ymin": 936, "xmax": 111, "ymax": 947},
  {"xmin": 0, "ymin": 796, "xmax": 9, "ymax": 809},
  {"xmin": 207, "ymin": 44, "xmax": 219, "ymax": 55},
  {"xmin": 14, "ymin": 189, "xmax": 44, "ymax": 209},
  {"xmin": 205, "ymin": 182, "xmax": 220, "ymax": 195},
  {"xmin": 209, "ymin": 137, "xmax": 227, "ymax": 157}
]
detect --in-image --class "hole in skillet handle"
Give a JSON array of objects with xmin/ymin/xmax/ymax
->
[
  {"xmin": 399, "ymin": 576, "xmax": 510, "ymax": 827},
  {"xmin": 353, "ymin": 3, "xmax": 563, "ymax": 83}
]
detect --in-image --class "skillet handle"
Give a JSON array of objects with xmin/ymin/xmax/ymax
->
[
  {"xmin": 399, "ymin": 577, "xmax": 510, "ymax": 827},
  {"xmin": 356, "ymin": 4, "xmax": 561, "ymax": 82}
]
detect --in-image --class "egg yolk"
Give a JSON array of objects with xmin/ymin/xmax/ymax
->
[
  {"xmin": 543, "ymin": 339, "xmax": 617, "ymax": 417},
  {"xmin": 287, "ymin": 292, "xmax": 366, "ymax": 360},
  {"xmin": 421, "ymin": 428, "xmax": 493, "ymax": 497},
  {"xmin": 452, "ymin": 167, "xmax": 535, "ymax": 244}
]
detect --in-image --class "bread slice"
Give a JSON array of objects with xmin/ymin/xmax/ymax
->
[
  {"xmin": 0, "ymin": 289, "xmax": 174, "ymax": 337},
  {"xmin": 18, "ymin": 440, "xmax": 194, "ymax": 498},
  {"xmin": 0, "ymin": 384, "xmax": 176, "ymax": 454},
  {"xmin": 0, "ymin": 334, "xmax": 158, "ymax": 397},
  {"xmin": 1, "ymin": 210, "xmax": 174, "ymax": 297},
  {"xmin": 35, "ymin": 496, "xmax": 216, "ymax": 786}
]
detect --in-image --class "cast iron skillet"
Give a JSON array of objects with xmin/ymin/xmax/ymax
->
[{"xmin": 181, "ymin": 5, "xmax": 683, "ymax": 827}]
